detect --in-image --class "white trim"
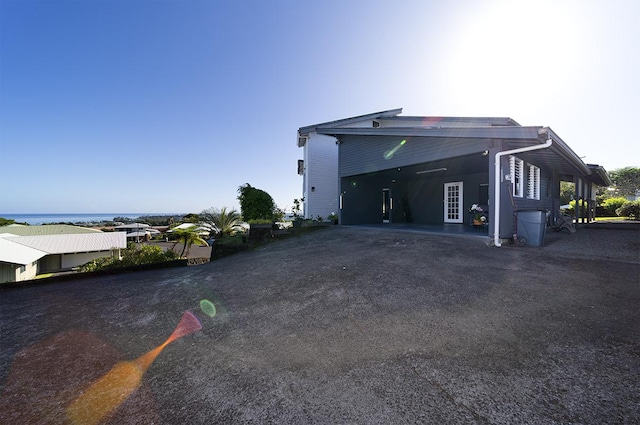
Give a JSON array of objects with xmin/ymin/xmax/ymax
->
[
  {"xmin": 444, "ymin": 182, "xmax": 464, "ymax": 223},
  {"xmin": 510, "ymin": 156, "xmax": 524, "ymax": 198},
  {"xmin": 527, "ymin": 164, "xmax": 541, "ymax": 200}
]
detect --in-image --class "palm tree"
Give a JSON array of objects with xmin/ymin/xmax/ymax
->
[
  {"xmin": 171, "ymin": 227, "xmax": 208, "ymax": 258},
  {"xmin": 201, "ymin": 207, "xmax": 243, "ymax": 238}
]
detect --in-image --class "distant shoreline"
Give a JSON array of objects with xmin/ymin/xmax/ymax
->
[{"xmin": 1, "ymin": 213, "xmax": 185, "ymax": 226}]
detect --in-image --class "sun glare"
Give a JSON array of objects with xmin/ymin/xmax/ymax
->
[{"xmin": 444, "ymin": 1, "xmax": 587, "ymax": 112}]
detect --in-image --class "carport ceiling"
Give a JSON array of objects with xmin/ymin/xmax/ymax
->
[
  {"xmin": 349, "ymin": 154, "xmax": 489, "ymax": 182},
  {"xmin": 504, "ymin": 140, "xmax": 587, "ymax": 177}
]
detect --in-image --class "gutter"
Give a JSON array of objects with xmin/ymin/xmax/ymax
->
[{"xmin": 493, "ymin": 128, "xmax": 553, "ymax": 247}]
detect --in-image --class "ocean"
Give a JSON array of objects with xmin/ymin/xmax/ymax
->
[{"xmin": 0, "ymin": 213, "xmax": 183, "ymax": 226}]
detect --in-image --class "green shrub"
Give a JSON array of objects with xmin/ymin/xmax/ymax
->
[
  {"xmin": 616, "ymin": 200, "xmax": 640, "ymax": 219},
  {"xmin": 237, "ymin": 183, "xmax": 278, "ymax": 221},
  {"xmin": 247, "ymin": 218, "xmax": 273, "ymax": 225},
  {"xmin": 565, "ymin": 199, "xmax": 589, "ymax": 216},
  {"xmin": 601, "ymin": 197, "xmax": 628, "ymax": 216},
  {"xmin": 79, "ymin": 243, "xmax": 179, "ymax": 272}
]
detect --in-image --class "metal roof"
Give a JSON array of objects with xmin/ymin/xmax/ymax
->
[
  {"xmin": 114, "ymin": 223, "xmax": 150, "ymax": 229},
  {"xmin": 4, "ymin": 232, "xmax": 127, "ymax": 255},
  {"xmin": 319, "ymin": 125, "xmax": 609, "ymax": 186},
  {"xmin": 0, "ymin": 224, "xmax": 102, "ymax": 236},
  {"xmin": 298, "ymin": 108, "xmax": 403, "ymax": 135},
  {"xmin": 0, "ymin": 238, "xmax": 47, "ymax": 265}
]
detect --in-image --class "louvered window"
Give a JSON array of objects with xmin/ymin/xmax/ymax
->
[
  {"xmin": 527, "ymin": 165, "xmax": 541, "ymax": 200},
  {"xmin": 509, "ymin": 156, "xmax": 524, "ymax": 198}
]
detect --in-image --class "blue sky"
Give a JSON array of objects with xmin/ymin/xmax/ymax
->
[{"xmin": 1, "ymin": 0, "xmax": 638, "ymax": 214}]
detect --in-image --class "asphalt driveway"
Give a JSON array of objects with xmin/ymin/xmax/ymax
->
[{"xmin": 1, "ymin": 226, "xmax": 639, "ymax": 424}]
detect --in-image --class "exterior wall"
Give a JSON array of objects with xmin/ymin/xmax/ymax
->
[
  {"xmin": 0, "ymin": 261, "xmax": 38, "ymax": 283},
  {"xmin": 341, "ymin": 171, "xmax": 491, "ymax": 225},
  {"xmin": 303, "ymin": 133, "xmax": 340, "ymax": 219},
  {"xmin": 407, "ymin": 172, "xmax": 489, "ymax": 225},
  {"xmin": 500, "ymin": 154, "xmax": 560, "ymax": 236},
  {"xmin": 61, "ymin": 251, "xmax": 116, "ymax": 270},
  {"xmin": 40, "ymin": 254, "xmax": 61, "ymax": 273}
]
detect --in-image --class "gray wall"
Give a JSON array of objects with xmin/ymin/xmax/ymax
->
[{"xmin": 339, "ymin": 135, "xmax": 491, "ymax": 178}]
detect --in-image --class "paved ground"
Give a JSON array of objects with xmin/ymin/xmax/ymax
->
[{"xmin": 1, "ymin": 226, "xmax": 638, "ymax": 424}]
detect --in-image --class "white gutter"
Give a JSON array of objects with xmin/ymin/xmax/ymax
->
[{"xmin": 493, "ymin": 129, "xmax": 553, "ymax": 247}]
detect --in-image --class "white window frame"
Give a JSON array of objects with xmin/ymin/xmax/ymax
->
[
  {"xmin": 509, "ymin": 156, "xmax": 524, "ymax": 198},
  {"xmin": 527, "ymin": 164, "xmax": 541, "ymax": 200}
]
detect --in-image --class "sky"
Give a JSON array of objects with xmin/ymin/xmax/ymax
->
[{"xmin": 1, "ymin": 0, "xmax": 638, "ymax": 214}]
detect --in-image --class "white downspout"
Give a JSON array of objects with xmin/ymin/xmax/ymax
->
[{"xmin": 493, "ymin": 130, "xmax": 553, "ymax": 247}]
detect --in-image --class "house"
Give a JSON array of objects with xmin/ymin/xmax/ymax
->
[
  {"xmin": 297, "ymin": 109, "xmax": 611, "ymax": 245},
  {"xmin": 167, "ymin": 222, "xmax": 216, "ymax": 237},
  {"xmin": 0, "ymin": 224, "xmax": 127, "ymax": 283},
  {"xmin": 114, "ymin": 222, "xmax": 152, "ymax": 241}
]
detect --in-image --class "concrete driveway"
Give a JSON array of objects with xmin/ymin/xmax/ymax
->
[{"xmin": 1, "ymin": 226, "xmax": 638, "ymax": 424}]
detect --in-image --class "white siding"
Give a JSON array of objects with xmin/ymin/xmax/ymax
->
[
  {"xmin": 0, "ymin": 261, "xmax": 38, "ymax": 283},
  {"xmin": 61, "ymin": 250, "xmax": 117, "ymax": 270},
  {"xmin": 303, "ymin": 133, "xmax": 339, "ymax": 219}
]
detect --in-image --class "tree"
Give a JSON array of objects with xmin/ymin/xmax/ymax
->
[
  {"xmin": 171, "ymin": 227, "xmax": 208, "ymax": 258},
  {"xmin": 201, "ymin": 207, "xmax": 243, "ymax": 238},
  {"xmin": 559, "ymin": 182, "xmax": 574, "ymax": 205},
  {"xmin": 182, "ymin": 213, "xmax": 201, "ymax": 223},
  {"xmin": 0, "ymin": 218, "xmax": 16, "ymax": 226},
  {"xmin": 237, "ymin": 183, "xmax": 277, "ymax": 221},
  {"xmin": 608, "ymin": 167, "xmax": 640, "ymax": 199}
]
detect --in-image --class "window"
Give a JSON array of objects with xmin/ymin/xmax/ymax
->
[
  {"xmin": 527, "ymin": 165, "xmax": 541, "ymax": 200},
  {"xmin": 509, "ymin": 156, "xmax": 524, "ymax": 198}
]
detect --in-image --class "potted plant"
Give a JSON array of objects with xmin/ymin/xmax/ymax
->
[
  {"xmin": 469, "ymin": 204, "xmax": 486, "ymax": 226},
  {"xmin": 327, "ymin": 212, "xmax": 338, "ymax": 225}
]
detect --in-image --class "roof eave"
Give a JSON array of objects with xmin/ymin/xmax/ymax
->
[
  {"xmin": 298, "ymin": 108, "xmax": 403, "ymax": 136},
  {"xmin": 541, "ymin": 128, "xmax": 591, "ymax": 176},
  {"xmin": 317, "ymin": 126, "xmax": 542, "ymax": 139}
]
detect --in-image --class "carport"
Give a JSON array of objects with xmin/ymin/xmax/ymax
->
[{"xmin": 318, "ymin": 125, "xmax": 611, "ymax": 241}]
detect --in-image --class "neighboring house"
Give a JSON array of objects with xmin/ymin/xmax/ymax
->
[
  {"xmin": 297, "ymin": 108, "xmax": 611, "ymax": 244},
  {"xmin": 0, "ymin": 237, "xmax": 47, "ymax": 283},
  {"xmin": 168, "ymin": 222, "xmax": 216, "ymax": 237},
  {"xmin": 0, "ymin": 224, "xmax": 127, "ymax": 283},
  {"xmin": 114, "ymin": 223, "xmax": 151, "ymax": 241}
]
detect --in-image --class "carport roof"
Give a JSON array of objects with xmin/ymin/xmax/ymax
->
[
  {"xmin": 0, "ymin": 224, "xmax": 102, "ymax": 236},
  {"xmin": 0, "ymin": 238, "xmax": 47, "ymax": 265},
  {"xmin": 3, "ymin": 232, "xmax": 127, "ymax": 255},
  {"xmin": 319, "ymin": 125, "xmax": 611, "ymax": 186}
]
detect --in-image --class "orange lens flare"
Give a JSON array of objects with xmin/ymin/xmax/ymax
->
[{"xmin": 66, "ymin": 311, "xmax": 202, "ymax": 425}]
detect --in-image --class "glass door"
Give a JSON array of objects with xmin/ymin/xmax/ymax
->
[
  {"xmin": 444, "ymin": 182, "xmax": 463, "ymax": 223},
  {"xmin": 382, "ymin": 188, "xmax": 391, "ymax": 223}
]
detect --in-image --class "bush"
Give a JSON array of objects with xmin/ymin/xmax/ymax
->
[
  {"xmin": 616, "ymin": 200, "xmax": 640, "ymax": 219},
  {"xmin": 565, "ymin": 199, "xmax": 589, "ymax": 216},
  {"xmin": 79, "ymin": 243, "xmax": 179, "ymax": 272},
  {"xmin": 601, "ymin": 197, "xmax": 628, "ymax": 216}
]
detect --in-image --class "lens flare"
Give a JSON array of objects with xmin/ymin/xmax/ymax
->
[
  {"xmin": 200, "ymin": 299, "xmax": 217, "ymax": 317},
  {"xmin": 66, "ymin": 311, "xmax": 202, "ymax": 425},
  {"xmin": 383, "ymin": 139, "xmax": 406, "ymax": 160}
]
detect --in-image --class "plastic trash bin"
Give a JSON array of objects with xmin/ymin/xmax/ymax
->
[{"xmin": 516, "ymin": 210, "xmax": 547, "ymax": 246}]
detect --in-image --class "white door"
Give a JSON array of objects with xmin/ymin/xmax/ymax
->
[{"xmin": 444, "ymin": 182, "xmax": 463, "ymax": 223}]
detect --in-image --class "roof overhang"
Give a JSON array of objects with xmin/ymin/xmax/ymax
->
[
  {"xmin": 317, "ymin": 125, "xmax": 541, "ymax": 139},
  {"xmin": 298, "ymin": 108, "xmax": 403, "ymax": 137},
  {"xmin": 322, "ymin": 125, "xmax": 607, "ymax": 185},
  {"xmin": 586, "ymin": 164, "xmax": 613, "ymax": 186},
  {"xmin": 0, "ymin": 238, "xmax": 47, "ymax": 265}
]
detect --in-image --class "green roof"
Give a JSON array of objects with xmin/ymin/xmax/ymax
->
[{"xmin": 0, "ymin": 224, "xmax": 102, "ymax": 236}]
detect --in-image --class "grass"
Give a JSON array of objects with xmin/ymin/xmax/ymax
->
[
  {"xmin": 594, "ymin": 216, "xmax": 632, "ymax": 221},
  {"xmin": 34, "ymin": 273, "xmax": 54, "ymax": 279}
]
